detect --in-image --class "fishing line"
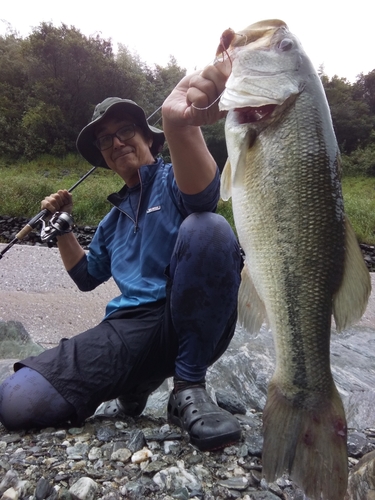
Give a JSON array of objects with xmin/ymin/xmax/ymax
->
[
  {"xmin": 189, "ymin": 30, "xmax": 249, "ymax": 113},
  {"xmin": 191, "ymin": 91, "xmax": 225, "ymax": 111},
  {"xmin": 147, "ymin": 30, "xmax": 245, "ymax": 117},
  {"xmin": 147, "ymin": 105, "xmax": 163, "ymax": 123}
]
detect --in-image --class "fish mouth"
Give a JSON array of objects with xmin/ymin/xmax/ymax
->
[{"xmin": 234, "ymin": 104, "xmax": 277, "ymax": 123}]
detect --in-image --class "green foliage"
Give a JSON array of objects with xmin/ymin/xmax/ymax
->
[
  {"xmin": 0, "ymin": 23, "xmax": 187, "ymax": 162},
  {"xmin": 353, "ymin": 70, "xmax": 375, "ymax": 115},
  {"xmin": 217, "ymin": 198, "xmax": 235, "ymax": 234},
  {"xmin": 341, "ymin": 138, "xmax": 375, "ymax": 176},
  {"xmin": 321, "ymin": 74, "xmax": 375, "ymax": 154},
  {"xmin": 0, "ymin": 155, "xmax": 123, "ymax": 225},
  {"xmin": 202, "ymin": 120, "xmax": 228, "ymax": 171},
  {"xmin": 342, "ymin": 177, "xmax": 375, "ymax": 244}
]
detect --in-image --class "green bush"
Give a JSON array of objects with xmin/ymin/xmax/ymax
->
[{"xmin": 342, "ymin": 139, "xmax": 375, "ymax": 176}]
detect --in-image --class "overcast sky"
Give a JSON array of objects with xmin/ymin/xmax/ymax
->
[{"xmin": 1, "ymin": 0, "xmax": 373, "ymax": 83}]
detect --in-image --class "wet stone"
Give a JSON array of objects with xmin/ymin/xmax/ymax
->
[
  {"xmin": 245, "ymin": 434, "xmax": 264, "ymax": 457},
  {"xmin": 35, "ymin": 477, "xmax": 54, "ymax": 499},
  {"xmin": 69, "ymin": 477, "xmax": 98, "ymax": 500},
  {"xmin": 110, "ymin": 447, "xmax": 131, "ymax": 463},
  {"xmin": 217, "ymin": 477, "xmax": 250, "ymax": 490},
  {"xmin": 348, "ymin": 430, "xmax": 373, "ymax": 457},
  {"xmin": 96, "ymin": 426, "xmax": 116, "ymax": 442},
  {"xmin": 126, "ymin": 429, "xmax": 146, "ymax": 453},
  {"xmin": 216, "ymin": 390, "xmax": 247, "ymax": 415}
]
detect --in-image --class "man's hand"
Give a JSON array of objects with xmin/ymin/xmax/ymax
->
[
  {"xmin": 162, "ymin": 59, "xmax": 232, "ymax": 128},
  {"xmin": 41, "ymin": 190, "xmax": 73, "ymax": 215}
]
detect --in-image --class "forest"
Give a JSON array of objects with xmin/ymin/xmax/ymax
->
[{"xmin": 1, "ymin": 22, "xmax": 375, "ymax": 174}]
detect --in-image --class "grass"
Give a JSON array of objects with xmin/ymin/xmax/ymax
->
[
  {"xmin": 0, "ymin": 156, "xmax": 374, "ymax": 244},
  {"xmin": 342, "ymin": 176, "xmax": 375, "ymax": 244},
  {"xmin": 0, "ymin": 155, "xmax": 124, "ymax": 226}
]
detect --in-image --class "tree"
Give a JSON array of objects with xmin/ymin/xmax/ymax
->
[
  {"xmin": 0, "ymin": 23, "xmax": 188, "ymax": 160},
  {"xmin": 322, "ymin": 74, "xmax": 374, "ymax": 154},
  {"xmin": 21, "ymin": 22, "xmax": 130, "ymax": 156},
  {"xmin": 140, "ymin": 56, "xmax": 186, "ymax": 123},
  {"xmin": 0, "ymin": 32, "xmax": 29, "ymax": 157},
  {"xmin": 353, "ymin": 70, "xmax": 375, "ymax": 116}
]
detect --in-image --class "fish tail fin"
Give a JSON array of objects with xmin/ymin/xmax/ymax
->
[{"xmin": 262, "ymin": 380, "xmax": 348, "ymax": 500}]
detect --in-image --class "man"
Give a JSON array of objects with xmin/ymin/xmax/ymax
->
[{"xmin": 0, "ymin": 65, "xmax": 243, "ymax": 452}]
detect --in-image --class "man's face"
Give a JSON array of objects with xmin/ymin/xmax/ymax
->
[{"xmin": 96, "ymin": 116, "xmax": 155, "ymax": 185}]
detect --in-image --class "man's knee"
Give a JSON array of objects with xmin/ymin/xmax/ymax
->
[
  {"xmin": 181, "ymin": 212, "xmax": 231, "ymax": 232},
  {"xmin": 0, "ymin": 372, "xmax": 27, "ymax": 430},
  {"xmin": 0, "ymin": 367, "xmax": 74, "ymax": 431},
  {"xmin": 179, "ymin": 212, "xmax": 237, "ymax": 249}
]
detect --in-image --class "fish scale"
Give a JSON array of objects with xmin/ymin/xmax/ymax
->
[{"xmin": 219, "ymin": 19, "xmax": 371, "ymax": 500}]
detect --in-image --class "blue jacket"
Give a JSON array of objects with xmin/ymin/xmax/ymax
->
[{"xmin": 69, "ymin": 158, "xmax": 220, "ymax": 318}]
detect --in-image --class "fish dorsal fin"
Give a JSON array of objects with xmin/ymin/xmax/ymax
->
[
  {"xmin": 238, "ymin": 263, "xmax": 268, "ymax": 334},
  {"xmin": 333, "ymin": 216, "xmax": 371, "ymax": 332},
  {"xmin": 220, "ymin": 159, "xmax": 232, "ymax": 201}
]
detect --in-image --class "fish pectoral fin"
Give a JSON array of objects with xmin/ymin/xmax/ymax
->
[
  {"xmin": 220, "ymin": 159, "xmax": 232, "ymax": 201},
  {"xmin": 333, "ymin": 216, "xmax": 371, "ymax": 332},
  {"xmin": 238, "ymin": 263, "xmax": 267, "ymax": 334}
]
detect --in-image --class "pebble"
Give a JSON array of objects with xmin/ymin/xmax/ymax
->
[{"xmin": 0, "ymin": 413, "xmax": 373, "ymax": 500}]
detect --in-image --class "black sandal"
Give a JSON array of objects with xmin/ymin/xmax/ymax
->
[{"xmin": 167, "ymin": 385, "xmax": 241, "ymax": 451}]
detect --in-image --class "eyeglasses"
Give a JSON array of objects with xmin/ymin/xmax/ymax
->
[{"xmin": 94, "ymin": 124, "xmax": 136, "ymax": 151}]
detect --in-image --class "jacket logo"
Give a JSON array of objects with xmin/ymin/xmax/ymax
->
[{"xmin": 146, "ymin": 206, "xmax": 161, "ymax": 214}]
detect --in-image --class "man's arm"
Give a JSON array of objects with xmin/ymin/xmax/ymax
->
[{"xmin": 162, "ymin": 62, "xmax": 231, "ymax": 195}]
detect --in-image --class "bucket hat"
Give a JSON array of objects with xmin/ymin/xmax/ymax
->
[{"xmin": 76, "ymin": 97, "xmax": 165, "ymax": 169}]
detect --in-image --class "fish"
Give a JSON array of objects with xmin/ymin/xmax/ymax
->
[{"xmin": 218, "ymin": 19, "xmax": 371, "ymax": 500}]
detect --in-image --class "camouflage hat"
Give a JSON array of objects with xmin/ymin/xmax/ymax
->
[{"xmin": 76, "ymin": 97, "xmax": 165, "ymax": 169}]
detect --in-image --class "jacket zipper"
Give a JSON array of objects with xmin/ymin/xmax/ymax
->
[{"xmin": 108, "ymin": 171, "xmax": 143, "ymax": 233}]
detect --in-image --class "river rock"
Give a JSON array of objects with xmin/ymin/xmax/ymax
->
[{"xmin": 347, "ymin": 450, "xmax": 375, "ymax": 499}]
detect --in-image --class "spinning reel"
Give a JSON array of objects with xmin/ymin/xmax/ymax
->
[{"xmin": 40, "ymin": 211, "xmax": 75, "ymax": 243}]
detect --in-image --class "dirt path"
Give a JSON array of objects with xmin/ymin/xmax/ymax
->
[
  {"xmin": 1, "ymin": 243, "xmax": 374, "ymax": 349},
  {"xmin": 0, "ymin": 244, "xmax": 118, "ymax": 347}
]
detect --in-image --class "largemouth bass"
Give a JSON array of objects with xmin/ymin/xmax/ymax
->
[{"xmin": 219, "ymin": 19, "xmax": 371, "ymax": 500}]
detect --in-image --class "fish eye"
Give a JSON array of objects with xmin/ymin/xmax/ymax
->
[{"xmin": 278, "ymin": 38, "xmax": 293, "ymax": 51}]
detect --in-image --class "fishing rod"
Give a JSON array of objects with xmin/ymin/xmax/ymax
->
[{"xmin": 0, "ymin": 166, "xmax": 98, "ymax": 260}]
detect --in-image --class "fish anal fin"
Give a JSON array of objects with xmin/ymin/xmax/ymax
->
[
  {"xmin": 262, "ymin": 381, "xmax": 348, "ymax": 500},
  {"xmin": 220, "ymin": 159, "xmax": 232, "ymax": 201},
  {"xmin": 238, "ymin": 263, "xmax": 267, "ymax": 334},
  {"xmin": 333, "ymin": 216, "xmax": 371, "ymax": 332}
]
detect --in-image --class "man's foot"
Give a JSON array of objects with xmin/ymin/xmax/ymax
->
[
  {"xmin": 167, "ymin": 384, "xmax": 241, "ymax": 451},
  {"xmin": 94, "ymin": 378, "xmax": 166, "ymax": 419},
  {"xmin": 94, "ymin": 393, "xmax": 149, "ymax": 418}
]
